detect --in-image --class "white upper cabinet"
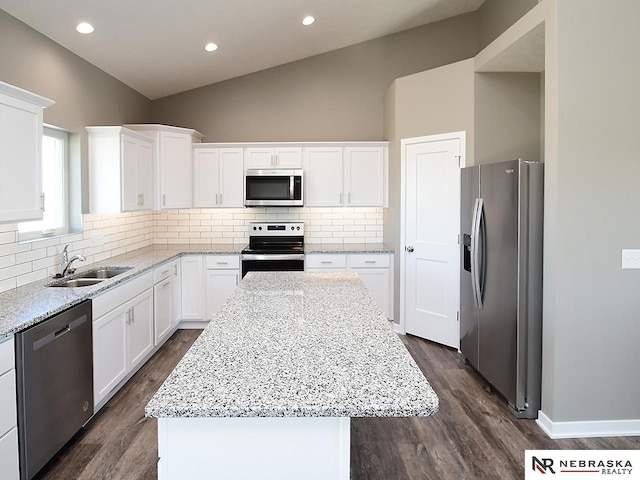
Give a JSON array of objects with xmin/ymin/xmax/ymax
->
[
  {"xmin": 126, "ymin": 124, "xmax": 203, "ymax": 210},
  {"xmin": 303, "ymin": 146, "xmax": 344, "ymax": 207},
  {"xmin": 0, "ymin": 81, "xmax": 54, "ymax": 223},
  {"xmin": 301, "ymin": 143, "xmax": 388, "ymax": 208},
  {"xmin": 343, "ymin": 145, "xmax": 387, "ymax": 207},
  {"xmin": 88, "ymin": 126, "xmax": 153, "ymax": 213},
  {"xmin": 244, "ymin": 145, "xmax": 302, "ymax": 169},
  {"xmin": 193, "ymin": 146, "xmax": 243, "ymax": 208}
]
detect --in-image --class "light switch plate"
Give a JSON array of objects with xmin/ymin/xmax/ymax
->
[{"xmin": 621, "ymin": 249, "xmax": 640, "ymax": 269}]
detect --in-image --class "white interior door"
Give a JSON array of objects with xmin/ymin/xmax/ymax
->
[{"xmin": 403, "ymin": 132, "xmax": 464, "ymax": 348}]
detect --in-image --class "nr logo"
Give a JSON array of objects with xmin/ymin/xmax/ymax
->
[{"xmin": 533, "ymin": 457, "xmax": 556, "ymax": 474}]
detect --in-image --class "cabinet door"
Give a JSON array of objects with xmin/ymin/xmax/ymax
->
[
  {"xmin": 350, "ymin": 268, "xmax": 390, "ymax": 318},
  {"xmin": 0, "ymin": 94, "xmax": 43, "ymax": 223},
  {"xmin": 193, "ymin": 148, "xmax": 220, "ymax": 207},
  {"xmin": 343, "ymin": 146, "xmax": 384, "ymax": 206},
  {"xmin": 160, "ymin": 131, "xmax": 192, "ymax": 209},
  {"xmin": 244, "ymin": 148, "xmax": 274, "ymax": 169},
  {"xmin": 121, "ymin": 135, "xmax": 139, "ymax": 211},
  {"xmin": 171, "ymin": 260, "xmax": 182, "ymax": 327},
  {"xmin": 136, "ymin": 140, "xmax": 153, "ymax": 209},
  {"xmin": 0, "ymin": 427, "xmax": 19, "ymax": 480},
  {"xmin": 205, "ymin": 269, "xmax": 239, "ymax": 321},
  {"xmin": 219, "ymin": 148, "xmax": 244, "ymax": 207},
  {"xmin": 181, "ymin": 256, "xmax": 204, "ymax": 320},
  {"xmin": 303, "ymin": 147, "xmax": 343, "ymax": 207},
  {"xmin": 154, "ymin": 278, "xmax": 173, "ymax": 346},
  {"xmin": 93, "ymin": 307, "xmax": 127, "ymax": 406},
  {"xmin": 127, "ymin": 289, "xmax": 154, "ymax": 369},
  {"xmin": 274, "ymin": 147, "xmax": 303, "ymax": 168}
]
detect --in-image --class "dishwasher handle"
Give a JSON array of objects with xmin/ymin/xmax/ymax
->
[{"xmin": 32, "ymin": 315, "xmax": 88, "ymax": 351}]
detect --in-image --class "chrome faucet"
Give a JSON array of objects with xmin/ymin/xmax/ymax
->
[{"xmin": 60, "ymin": 244, "xmax": 86, "ymax": 277}]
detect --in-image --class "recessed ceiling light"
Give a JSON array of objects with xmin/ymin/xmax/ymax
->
[
  {"xmin": 205, "ymin": 43, "xmax": 218, "ymax": 52},
  {"xmin": 302, "ymin": 16, "xmax": 315, "ymax": 26},
  {"xmin": 76, "ymin": 22, "xmax": 94, "ymax": 34}
]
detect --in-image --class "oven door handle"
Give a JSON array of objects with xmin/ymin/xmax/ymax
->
[{"xmin": 242, "ymin": 254, "xmax": 305, "ymax": 261}]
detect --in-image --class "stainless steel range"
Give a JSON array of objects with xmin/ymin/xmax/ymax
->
[{"xmin": 241, "ymin": 222, "xmax": 304, "ymax": 278}]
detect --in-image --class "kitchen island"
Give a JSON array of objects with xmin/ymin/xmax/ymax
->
[{"xmin": 145, "ymin": 271, "xmax": 438, "ymax": 480}]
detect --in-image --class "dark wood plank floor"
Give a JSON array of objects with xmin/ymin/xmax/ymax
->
[{"xmin": 35, "ymin": 330, "xmax": 640, "ymax": 480}]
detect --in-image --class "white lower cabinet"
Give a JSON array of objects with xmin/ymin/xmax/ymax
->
[
  {"xmin": 92, "ymin": 272, "xmax": 154, "ymax": 408},
  {"xmin": 181, "ymin": 256, "xmax": 204, "ymax": 322},
  {"xmin": 0, "ymin": 337, "xmax": 18, "ymax": 480},
  {"xmin": 205, "ymin": 256, "xmax": 240, "ymax": 321},
  {"xmin": 305, "ymin": 253, "xmax": 393, "ymax": 319},
  {"xmin": 181, "ymin": 255, "xmax": 240, "ymax": 324},
  {"xmin": 154, "ymin": 262, "xmax": 174, "ymax": 346}
]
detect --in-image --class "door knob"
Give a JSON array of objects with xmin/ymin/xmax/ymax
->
[{"xmin": 405, "ymin": 246, "xmax": 414, "ymax": 253}]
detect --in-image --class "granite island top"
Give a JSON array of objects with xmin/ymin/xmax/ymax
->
[
  {"xmin": 0, "ymin": 244, "xmax": 244, "ymax": 339},
  {"xmin": 145, "ymin": 271, "xmax": 438, "ymax": 419}
]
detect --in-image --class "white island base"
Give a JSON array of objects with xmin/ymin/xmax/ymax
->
[{"xmin": 157, "ymin": 416, "xmax": 350, "ymax": 480}]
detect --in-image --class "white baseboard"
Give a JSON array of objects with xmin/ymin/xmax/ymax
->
[
  {"xmin": 392, "ymin": 322, "xmax": 404, "ymax": 334},
  {"xmin": 537, "ymin": 410, "xmax": 640, "ymax": 439},
  {"xmin": 177, "ymin": 320, "xmax": 208, "ymax": 329}
]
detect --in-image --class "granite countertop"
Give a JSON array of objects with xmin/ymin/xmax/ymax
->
[
  {"xmin": 145, "ymin": 271, "xmax": 438, "ymax": 418},
  {"xmin": 0, "ymin": 243, "xmax": 393, "ymax": 340},
  {"xmin": 0, "ymin": 244, "xmax": 244, "ymax": 339},
  {"xmin": 305, "ymin": 243, "xmax": 394, "ymax": 254}
]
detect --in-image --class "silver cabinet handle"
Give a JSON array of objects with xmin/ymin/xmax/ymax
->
[
  {"xmin": 339, "ymin": 192, "xmax": 343, "ymax": 204},
  {"xmin": 216, "ymin": 261, "xmax": 229, "ymax": 265},
  {"xmin": 405, "ymin": 246, "xmax": 414, "ymax": 253},
  {"xmin": 40, "ymin": 193, "xmax": 45, "ymax": 212},
  {"xmin": 126, "ymin": 309, "xmax": 130, "ymax": 324},
  {"xmin": 364, "ymin": 260, "xmax": 376, "ymax": 264},
  {"xmin": 162, "ymin": 194, "xmax": 166, "ymax": 206},
  {"xmin": 162, "ymin": 280, "xmax": 171, "ymax": 288},
  {"xmin": 131, "ymin": 307, "xmax": 135, "ymax": 324},
  {"xmin": 160, "ymin": 269, "xmax": 170, "ymax": 276},
  {"xmin": 321, "ymin": 261, "xmax": 333, "ymax": 264},
  {"xmin": 174, "ymin": 264, "xmax": 178, "ymax": 276},
  {"xmin": 219, "ymin": 193, "xmax": 223, "ymax": 205}
]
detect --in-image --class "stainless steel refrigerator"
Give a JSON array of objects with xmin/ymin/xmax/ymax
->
[{"xmin": 460, "ymin": 159, "xmax": 543, "ymax": 418}]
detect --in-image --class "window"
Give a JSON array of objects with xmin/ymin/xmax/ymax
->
[{"xmin": 18, "ymin": 127, "xmax": 69, "ymax": 240}]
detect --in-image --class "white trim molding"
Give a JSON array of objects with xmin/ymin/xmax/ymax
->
[{"xmin": 537, "ymin": 411, "xmax": 640, "ymax": 439}]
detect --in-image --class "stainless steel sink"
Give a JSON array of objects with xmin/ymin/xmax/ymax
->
[
  {"xmin": 47, "ymin": 266, "xmax": 133, "ymax": 287},
  {"xmin": 49, "ymin": 278, "xmax": 105, "ymax": 288},
  {"xmin": 75, "ymin": 267, "xmax": 133, "ymax": 279}
]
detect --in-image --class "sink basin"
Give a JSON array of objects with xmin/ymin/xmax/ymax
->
[
  {"xmin": 75, "ymin": 267, "xmax": 133, "ymax": 279},
  {"xmin": 47, "ymin": 266, "xmax": 133, "ymax": 287},
  {"xmin": 49, "ymin": 278, "xmax": 105, "ymax": 288}
]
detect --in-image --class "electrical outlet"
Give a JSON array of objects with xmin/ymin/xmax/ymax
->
[{"xmin": 621, "ymin": 249, "xmax": 640, "ymax": 269}]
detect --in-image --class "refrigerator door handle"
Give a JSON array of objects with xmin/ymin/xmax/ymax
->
[{"xmin": 471, "ymin": 197, "xmax": 484, "ymax": 310}]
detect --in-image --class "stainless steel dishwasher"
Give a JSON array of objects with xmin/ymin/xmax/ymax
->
[{"xmin": 15, "ymin": 300, "xmax": 93, "ymax": 480}]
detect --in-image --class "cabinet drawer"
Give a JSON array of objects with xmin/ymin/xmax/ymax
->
[
  {"xmin": 305, "ymin": 254, "xmax": 347, "ymax": 269},
  {"xmin": 0, "ymin": 337, "xmax": 14, "ymax": 375},
  {"xmin": 0, "ymin": 369, "xmax": 17, "ymax": 435},
  {"xmin": 154, "ymin": 261, "xmax": 174, "ymax": 284},
  {"xmin": 205, "ymin": 255, "xmax": 239, "ymax": 269},
  {"xmin": 348, "ymin": 254, "xmax": 390, "ymax": 269},
  {"xmin": 92, "ymin": 271, "xmax": 153, "ymax": 320},
  {"xmin": 0, "ymin": 427, "xmax": 19, "ymax": 480}
]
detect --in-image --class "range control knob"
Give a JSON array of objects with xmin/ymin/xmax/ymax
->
[
  {"xmin": 259, "ymin": 226, "xmax": 262, "ymax": 230},
  {"xmin": 296, "ymin": 226, "xmax": 300, "ymax": 230},
  {"xmin": 253, "ymin": 226, "xmax": 257, "ymax": 230},
  {"xmin": 291, "ymin": 226, "xmax": 294, "ymax": 230}
]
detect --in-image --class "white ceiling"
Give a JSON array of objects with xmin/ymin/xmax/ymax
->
[{"xmin": 0, "ymin": 0, "xmax": 484, "ymax": 100}]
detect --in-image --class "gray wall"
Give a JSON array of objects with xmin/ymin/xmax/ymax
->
[
  {"xmin": 384, "ymin": 59, "xmax": 475, "ymax": 322},
  {"xmin": 150, "ymin": 14, "xmax": 478, "ymax": 142},
  {"xmin": 474, "ymin": 72, "xmax": 542, "ymax": 165},
  {"xmin": 542, "ymin": 0, "xmax": 640, "ymax": 423},
  {"xmin": 0, "ymin": 10, "xmax": 152, "ymax": 214},
  {"xmin": 476, "ymin": 0, "xmax": 539, "ymax": 50}
]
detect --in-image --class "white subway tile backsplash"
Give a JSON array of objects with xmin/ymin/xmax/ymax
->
[{"xmin": 0, "ymin": 207, "xmax": 383, "ymax": 291}]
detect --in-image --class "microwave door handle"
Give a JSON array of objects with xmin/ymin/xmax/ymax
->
[{"xmin": 290, "ymin": 175, "xmax": 294, "ymax": 200}]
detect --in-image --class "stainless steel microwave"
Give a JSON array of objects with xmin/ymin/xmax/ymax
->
[{"xmin": 244, "ymin": 170, "xmax": 303, "ymax": 207}]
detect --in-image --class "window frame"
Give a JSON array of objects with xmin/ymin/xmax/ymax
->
[{"xmin": 18, "ymin": 126, "xmax": 70, "ymax": 241}]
